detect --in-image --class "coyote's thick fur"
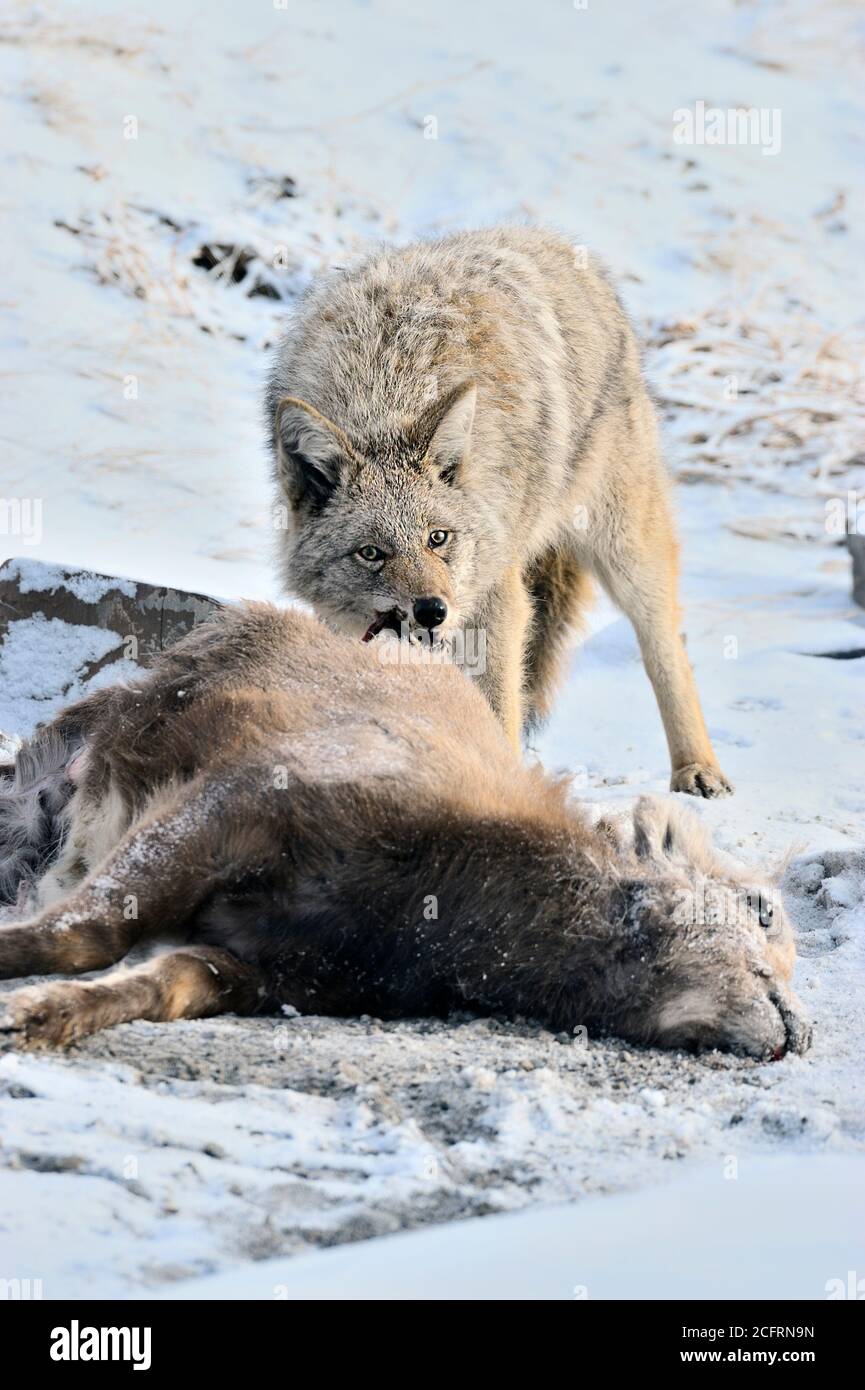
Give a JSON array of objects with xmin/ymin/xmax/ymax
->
[
  {"xmin": 266, "ymin": 225, "xmax": 731, "ymax": 796},
  {"xmin": 0, "ymin": 605, "xmax": 806, "ymax": 1057}
]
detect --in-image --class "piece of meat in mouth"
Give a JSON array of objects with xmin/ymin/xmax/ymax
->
[{"xmin": 362, "ymin": 607, "xmax": 407, "ymax": 642}]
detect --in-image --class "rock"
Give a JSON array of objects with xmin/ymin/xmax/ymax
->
[{"xmin": 0, "ymin": 556, "xmax": 220, "ymax": 686}]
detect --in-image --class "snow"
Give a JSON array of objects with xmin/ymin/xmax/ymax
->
[
  {"xmin": 154, "ymin": 1155, "xmax": 865, "ymax": 1301},
  {"xmin": 0, "ymin": 611, "xmax": 137, "ymax": 733},
  {"xmin": 4, "ymin": 559, "xmax": 137, "ymax": 603},
  {"xmin": 0, "ymin": 0, "xmax": 863, "ymax": 1299}
]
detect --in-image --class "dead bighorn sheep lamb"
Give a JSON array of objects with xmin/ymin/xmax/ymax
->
[{"xmin": 0, "ymin": 604, "xmax": 809, "ymax": 1057}]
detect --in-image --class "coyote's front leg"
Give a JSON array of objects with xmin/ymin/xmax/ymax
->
[
  {"xmin": 594, "ymin": 521, "xmax": 732, "ymax": 798},
  {"xmin": 474, "ymin": 567, "xmax": 533, "ymax": 753}
]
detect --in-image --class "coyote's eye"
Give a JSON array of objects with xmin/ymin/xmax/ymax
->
[
  {"xmin": 355, "ymin": 544, "xmax": 386, "ymax": 564},
  {"xmin": 428, "ymin": 530, "xmax": 449, "ymax": 548}
]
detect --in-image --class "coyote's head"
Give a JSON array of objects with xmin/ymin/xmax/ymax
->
[{"xmin": 270, "ymin": 380, "xmax": 493, "ymax": 645}]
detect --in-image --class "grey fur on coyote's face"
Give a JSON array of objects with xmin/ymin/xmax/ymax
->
[
  {"xmin": 266, "ymin": 225, "xmax": 731, "ymax": 797},
  {"xmin": 271, "ymin": 380, "xmax": 481, "ymax": 643}
]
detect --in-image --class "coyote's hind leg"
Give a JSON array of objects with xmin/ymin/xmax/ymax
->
[
  {"xmin": 522, "ymin": 545, "xmax": 594, "ymax": 733},
  {"xmin": 0, "ymin": 946, "xmax": 266, "ymax": 1050}
]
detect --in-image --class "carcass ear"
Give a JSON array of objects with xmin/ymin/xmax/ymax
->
[
  {"xmin": 632, "ymin": 796, "xmax": 726, "ymax": 878},
  {"xmin": 417, "ymin": 381, "xmax": 477, "ymax": 484},
  {"xmin": 273, "ymin": 397, "xmax": 354, "ymax": 510}
]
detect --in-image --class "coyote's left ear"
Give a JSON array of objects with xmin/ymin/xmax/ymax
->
[
  {"xmin": 417, "ymin": 380, "xmax": 477, "ymax": 484},
  {"xmin": 273, "ymin": 396, "xmax": 356, "ymax": 510}
]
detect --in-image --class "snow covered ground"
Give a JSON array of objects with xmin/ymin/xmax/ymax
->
[
  {"xmin": 0, "ymin": 0, "xmax": 863, "ymax": 1298},
  {"xmin": 159, "ymin": 1156, "xmax": 865, "ymax": 1301}
]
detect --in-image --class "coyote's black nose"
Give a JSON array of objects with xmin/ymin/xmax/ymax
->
[{"xmin": 413, "ymin": 596, "xmax": 447, "ymax": 629}]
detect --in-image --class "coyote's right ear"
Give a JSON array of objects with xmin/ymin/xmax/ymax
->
[
  {"xmin": 416, "ymin": 380, "xmax": 477, "ymax": 484},
  {"xmin": 274, "ymin": 397, "xmax": 355, "ymax": 509}
]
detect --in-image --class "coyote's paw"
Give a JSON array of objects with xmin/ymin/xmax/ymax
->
[{"xmin": 670, "ymin": 762, "xmax": 733, "ymax": 798}]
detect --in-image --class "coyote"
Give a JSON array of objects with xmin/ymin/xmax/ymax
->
[
  {"xmin": 0, "ymin": 604, "xmax": 806, "ymax": 1057},
  {"xmin": 266, "ymin": 225, "xmax": 731, "ymax": 796}
]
